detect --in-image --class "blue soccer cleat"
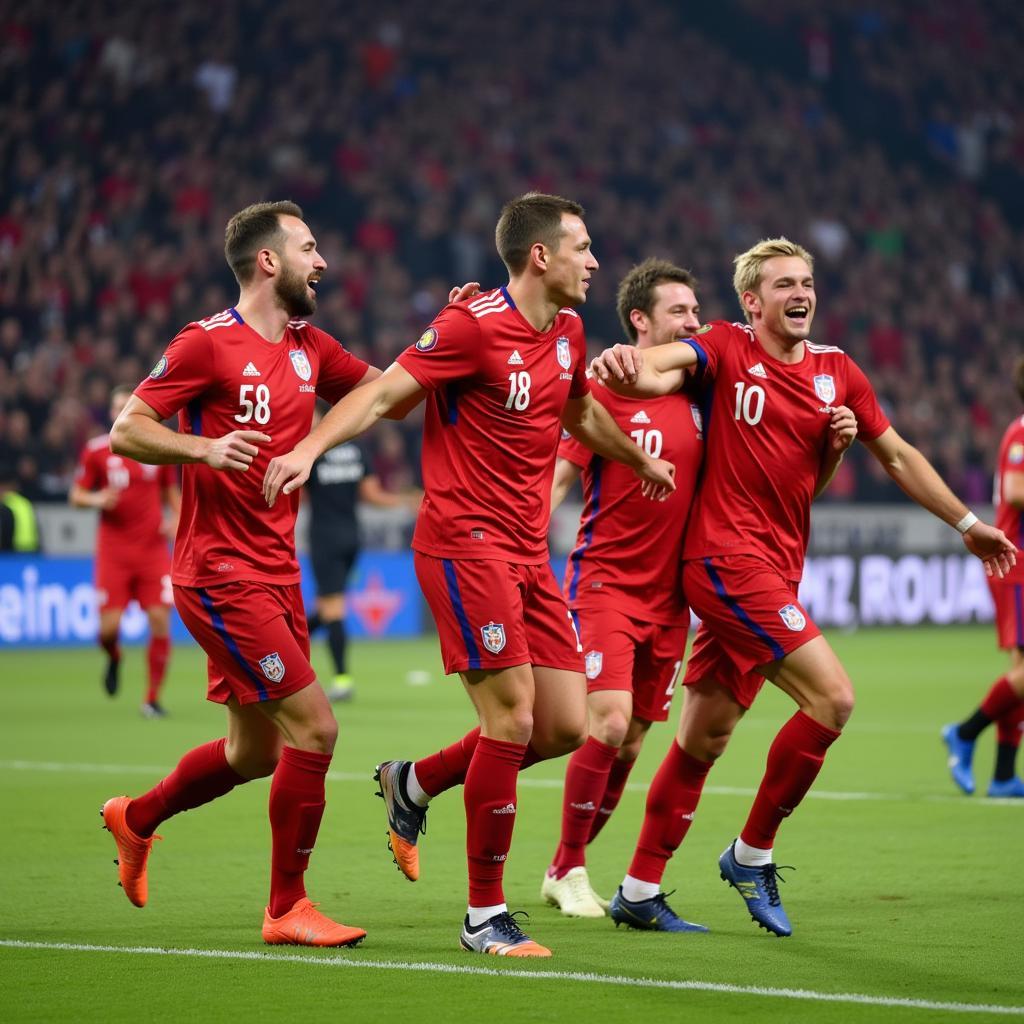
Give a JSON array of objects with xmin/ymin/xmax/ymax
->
[
  {"xmin": 608, "ymin": 887, "xmax": 708, "ymax": 933},
  {"xmin": 718, "ymin": 841, "xmax": 793, "ymax": 937},
  {"xmin": 941, "ymin": 723, "xmax": 975, "ymax": 795},
  {"xmin": 987, "ymin": 776, "xmax": 1024, "ymax": 798}
]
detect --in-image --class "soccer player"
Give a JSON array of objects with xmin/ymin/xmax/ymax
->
[
  {"xmin": 70, "ymin": 385, "xmax": 180, "ymax": 715},
  {"xmin": 100, "ymin": 200, "xmax": 392, "ymax": 946},
  {"xmin": 263, "ymin": 193, "xmax": 677, "ymax": 957},
  {"xmin": 592, "ymin": 237, "xmax": 1015, "ymax": 937},
  {"xmin": 942, "ymin": 356, "xmax": 1024, "ymax": 798},
  {"xmin": 539, "ymin": 258, "xmax": 706, "ymax": 923},
  {"xmin": 305, "ymin": 404, "xmax": 421, "ymax": 702}
]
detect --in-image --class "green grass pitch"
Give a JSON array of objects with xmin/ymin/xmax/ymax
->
[{"xmin": 2, "ymin": 625, "xmax": 1022, "ymax": 1022}]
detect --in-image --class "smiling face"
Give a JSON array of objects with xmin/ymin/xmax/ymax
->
[
  {"xmin": 271, "ymin": 215, "xmax": 325, "ymax": 317},
  {"xmin": 743, "ymin": 255, "xmax": 816, "ymax": 344},
  {"xmin": 541, "ymin": 213, "xmax": 599, "ymax": 308},
  {"xmin": 637, "ymin": 281, "xmax": 701, "ymax": 349}
]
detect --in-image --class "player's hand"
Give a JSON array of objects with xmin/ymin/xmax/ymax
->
[
  {"xmin": 829, "ymin": 405, "xmax": 857, "ymax": 453},
  {"xmin": 263, "ymin": 449, "xmax": 315, "ymax": 507},
  {"xmin": 95, "ymin": 487, "xmax": 120, "ymax": 511},
  {"xmin": 590, "ymin": 344, "xmax": 643, "ymax": 384},
  {"xmin": 448, "ymin": 282, "xmax": 481, "ymax": 303},
  {"xmin": 636, "ymin": 457, "xmax": 676, "ymax": 502},
  {"xmin": 962, "ymin": 522, "xmax": 1017, "ymax": 579},
  {"xmin": 203, "ymin": 430, "xmax": 271, "ymax": 472}
]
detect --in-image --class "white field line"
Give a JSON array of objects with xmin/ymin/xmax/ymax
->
[
  {"xmin": 1, "ymin": 940, "xmax": 1021, "ymax": 1016},
  {"xmin": 3, "ymin": 759, "xmax": 1022, "ymax": 807}
]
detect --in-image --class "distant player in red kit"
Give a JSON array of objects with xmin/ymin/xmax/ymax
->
[
  {"xmin": 263, "ymin": 193, "xmax": 677, "ymax": 957},
  {"xmin": 593, "ymin": 237, "xmax": 1015, "ymax": 937},
  {"xmin": 942, "ymin": 355, "xmax": 1024, "ymax": 799},
  {"xmin": 100, "ymin": 200, "xmax": 385, "ymax": 946},
  {"xmin": 71, "ymin": 385, "xmax": 180, "ymax": 715}
]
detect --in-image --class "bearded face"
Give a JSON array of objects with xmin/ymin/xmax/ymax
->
[{"xmin": 274, "ymin": 259, "xmax": 317, "ymax": 317}]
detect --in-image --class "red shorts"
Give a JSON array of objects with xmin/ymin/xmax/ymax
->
[
  {"xmin": 415, "ymin": 553, "xmax": 584, "ymax": 675},
  {"xmin": 571, "ymin": 604, "xmax": 688, "ymax": 722},
  {"xmin": 988, "ymin": 578, "xmax": 1024, "ymax": 651},
  {"xmin": 96, "ymin": 552, "xmax": 172, "ymax": 612},
  {"xmin": 682, "ymin": 554, "xmax": 821, "ymax": 709},
  {"xmin": 174, "ymin": 581, "xmax": 316, "ymax": 706}
]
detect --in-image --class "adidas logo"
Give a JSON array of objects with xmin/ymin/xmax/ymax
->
[
  {"xmin": 507, "ymin": 350, "xmax": 524, "ymax": 365},
  {"xmin": 243, "ymin": 362, "xmax": 261, "ymax": 377},
  {"xmin": 747, "ymin": 363, "xmax": 767, "ymax": 378},
  {"xmin": 570, "ymin": 801, "xmax": 596, "ymax": 811},
  {"xmin": 630, "ymin": 410, "xmax": 651, "ymax": 424},
  {"xmin": 492, "ymin": 802, "xmax": 516, "ymax": 815}
]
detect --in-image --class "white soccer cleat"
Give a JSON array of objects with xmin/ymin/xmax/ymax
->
[{"xmin": 541, "ymin": 866, "xmax": 607, "ymax": 918}]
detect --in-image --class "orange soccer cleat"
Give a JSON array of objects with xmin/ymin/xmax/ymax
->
[
  {"xmin": 373, "ymin": 760, "xmax": 427, "ymax": 882},
  {"xmin": 101, "ymin": 796, "xmax": 161, "ymax": 908},
  {"xmin": 262, "ymin": 897, "xmax": 367, "ymax": 947}
]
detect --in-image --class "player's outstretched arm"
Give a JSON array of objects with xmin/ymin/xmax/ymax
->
[
  {"xmin": 110, "ymin": 395, "xmax": 271, "ymax": 470},
  {"xmin": 589, "ymin": 341, "xmax": 697, "ymax": 397},
  {"xmin": 863, "ymin": 426, "xmax": 1017, "ymax": 577},
  {"xmin": 69, "ymin": 482, "xmax": 119, "ymax": 511},
  {"xmin": 550, "ymin": 457, "xmax": 583, "ymax": 511},
  {"xmin": 562, "ymin": 394, "xmax": 675, "ymax": 500},
  {"xmin": 263, "ymin": 362, "xmax": 424, "ymax": 507},
  {"xmin": 814, "ymin": 405, "xmax": 858, "ymax": 498}
]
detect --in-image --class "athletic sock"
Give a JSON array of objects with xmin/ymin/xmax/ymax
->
[
  {"xmin": 627, "ymin": 741, "xmax": 712, "ymax": 885},
  {"xmin": 145, "ymin": 635, "xmax": 170, "ymax": 704},
  {"xmin": 588, "ymin": 757, "xmax": 636, "ymax": 843},
  {"xmin": 325, "ymin": 619, "xmax": 348, "ymax": 676},
  {"xmin": 621, "ymin": 874, "xmax": 660, "ymax": 902},
  {"xmin": 740, "ymin": 710, "xmax": 841, "ymax": 849},
  {"xmin": 464, "ymin": 736, "xmax": 526, "ymax": 909},
  {"xmin": 307, "ymin": 612, "xmax": 322, "ymax": 635},
  {"xmin": 959, "ymin": 677, "xmax": 1022, "ymax": 741},
  {"xmin": 100, "ymin": 635, "xmax": 120, "ymax": 663},
  {"xmin": 466, "ymin": 903, "xmax": 508, "ymax": 928},
  {"xmin": 268, "ymin": 746, "xmax": 332, "ymax": 918},
  {"xmin": 995, "ymin": 704, "xmax": 1024, "ymax": 780},
  {"xmin": 414, "ymin": 727, "xmax": 481, "ymax": 797},
  {"xmin": 126, "ymin": 737, "xmax": 246, "ymax": 837},
  {"xmin": 550, "ymin": 736, "xmax": 619, "ymax": 875}
]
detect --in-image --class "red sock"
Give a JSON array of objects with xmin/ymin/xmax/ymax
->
[
  {"xmin": 146, "ymin": 636, "xmax": 170, "ymax": 704},
  {"xmin": 981, "ymin": 677, "xmax": 1023, "ymax": 721},
  {"xmin": 550, "ymin": 737, "xmax": 618, "ymax": 875},
  {"xmin": 588, "ymin": 757, "xmax": 636, "ymax": 844},
  {"xmin": 100, "ymin": 635, "xmax": 120, "ymax": 662},
  {"xmin": 126, "ymin": 737, "xmax": 246, "ymax": 837},
  {"xmin": 741, "ymin": 711, "xmax": 840, "ymax": 849},
  {"xmin": 268, "ymin": 746, "xmax": 332, "ymax": 918},
  {"xmin": 414, "ymin": 728, "xmax": 480, "ymax": 796},
  {"xmin": 627, "ymin": 742, "xmax": 712, "ymax": 884},
  {"xmin": 464, "ymin": 736, "xmax": 526, "ymax": 908},
  {"xmin": 997, "ymin": 703, "xmax": 1024, "ymax": 747}
]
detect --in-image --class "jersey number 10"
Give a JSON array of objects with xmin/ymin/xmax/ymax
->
[{"xmin": 733, "ymin": 382, "xmax": 765, "ymax": 426}]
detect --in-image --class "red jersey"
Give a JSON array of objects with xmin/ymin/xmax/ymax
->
[
  {"xmin": 74, "ymin": 435, "xmax": 175, "ymax": 560},
  {"xmin": 682, "ymin": 321, "xmax": 889, "ymax": 581},
  {"xmin": 135, "ymin": 308, "xmax": 369, "ymax": 588},
  {"xmin": 992, "ymin": 414, "xmax": 1024, "ymax": 584},
  {"xmin": 396, "ymin": 287, "xmax": 590, "ymax": 563},
  {"xmin": 561, "ymin": 380, "xmax": 704, "ymax": 624}
]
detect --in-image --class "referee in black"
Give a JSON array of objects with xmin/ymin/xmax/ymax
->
[{"xmin": 305, "ymin": 404, "xmax": 420, "ymax": 701}]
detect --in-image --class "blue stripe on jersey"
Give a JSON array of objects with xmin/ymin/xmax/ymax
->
[
  {"xmin": 187, "ymin": 399, "xmax": 202, "ymax": 437},
  {"xmin": 567, "ymin": 458, "xmax": 604, "ymax": 603},
  {"xmin": 197, "ymin": 588, "xmax": 269, "ymax": 701},
  {"xmin": 442, "ymin": 559, "xmax": 482, "ymax": 670},
  {"xmin": 444, "ymin": 383, "xmax": 459, "ymax": 425},
  {"xmin": 1015, "ymin": 585, "xmax": 1024, "ymax": 649},
  {"xmin": 229, "ymin": 307, "xmax": 244, "ymax": 324},
  {"xmin": 500, "ymin": 285, "xmax": 516, "ymax": 310},
  {"xmin": 684, "ymin": 338, "xmax": 709, "ymax": 384},
  {"xmin": 702, "ymin": 557, "xmax": 786, "ymax": 662}
]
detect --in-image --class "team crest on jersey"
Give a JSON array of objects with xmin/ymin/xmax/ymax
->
[
  {"xmin": 149, "ymin": 355, "xmax": 169, "ymax": 379},
  {"xmin": 555, "ymin": 336, "xmax": 572, "ymax": 370},
  {"xmin": 1010, "ymin": 443, "xmax": 1024, "ymax": 465},
  {"xmin": 813, "ymin": 374, "xmax": 836, "ymax": 405},
  {"xmin": 690, "ymin": 404, "xmax": 704, "ymax": 434},
  {"xmin": 778, "ymin": 604, "xmax": 806, "ymax": 632},
  {"xmin": 480, "ymin": 621, "xmax": 506, "ymax": 654},
  {"xmin": 416, "ymin": 328, "xmax": 438, "ymax": 352},
  {"xmin": 258, "ymin": 652, "xmax": 286, "ymax": 682},
  {"xmin": 288, "ymin": 350, "xmax": 312, "ymax": 382},
  {"xmin": 585, "ymin": 650, "xmax": 603, "ymax": 679}
]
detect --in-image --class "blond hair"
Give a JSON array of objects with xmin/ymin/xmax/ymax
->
[{"xmin": 733, "ymin": 238, "xmax": 814, "ymax": 323}]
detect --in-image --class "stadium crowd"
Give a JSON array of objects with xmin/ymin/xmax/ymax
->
[{"xmin": 1, "ymin": 0, "xmax": 1022, "ymax": 506}]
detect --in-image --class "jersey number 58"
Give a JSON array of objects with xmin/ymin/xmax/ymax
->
[{"xmin": 235, "ymin": 384, "xmax": 271, "ymax": 425}]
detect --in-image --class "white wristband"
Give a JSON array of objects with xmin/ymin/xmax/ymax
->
[{"xmin": 954, "ymin": 511, "xmax": 978, "ymax": 534}]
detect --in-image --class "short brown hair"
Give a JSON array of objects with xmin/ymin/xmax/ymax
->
[
  {"xmin": 495, "ymin": 192, "xmax": 585, "ymax": 275},
  {"xmin": 224, "ymin": 200, "xmax": 304, "ymax": 285},
  {"xmin": 733, "ymin": 237, "xmax": 814, "ymax": 324},
  {"xmin": 616, "ymin": 258, "xmax": 698, "ymax": 342}
]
